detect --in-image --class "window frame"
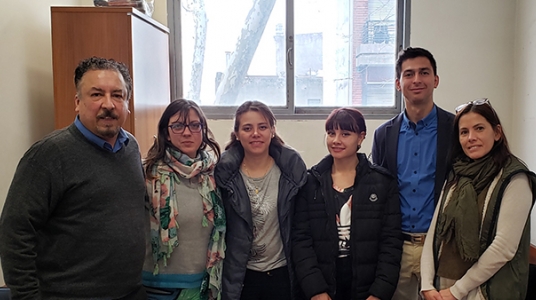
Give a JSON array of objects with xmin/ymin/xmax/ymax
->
[{"xmin": 167, "ymin": 0, "xmax": 411, "ymax": 120}]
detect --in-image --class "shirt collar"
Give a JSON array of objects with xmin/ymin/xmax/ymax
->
[
  {"xmin": 74, "ymin": 116, "xmax": 129, "ymax": 152},
  {"xmin": 402, "ymin": 105, "xmax": 438, "ymax": 129}
]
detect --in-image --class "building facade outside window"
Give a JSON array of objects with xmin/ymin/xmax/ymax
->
[{"xmin": 168, "ymin": 0, "xmax": 409, "ymax": 118}]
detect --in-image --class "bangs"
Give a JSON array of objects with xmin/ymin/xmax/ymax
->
[
  {"xmin": 325, "ymin": 110, "xmax": 361, "ymax": 133},
  {"xmin": 172, "ymin": 105, "xmax": 202, "ymax": 124},
  {"xmin": 171, "ymin": 109, "xmax": 189, "ymax": 123}
]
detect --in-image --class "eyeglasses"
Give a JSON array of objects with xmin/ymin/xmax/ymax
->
[
  {"xmin": 455, "ymin": 98, "xmax": 490, "ymax": 113},
  {"xmin": 168, "ymin": 122, "xmax": 203, "ymax": 134}
]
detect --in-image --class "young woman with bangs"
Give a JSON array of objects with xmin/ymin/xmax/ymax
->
[{"xmin": 292, "ymin": 107, "xmax": 403, "ymax": 300}]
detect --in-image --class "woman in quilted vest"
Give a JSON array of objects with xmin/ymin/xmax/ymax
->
[{"xmin": 421, "ymin": 98, "xmax": 536, "ymax": 300}]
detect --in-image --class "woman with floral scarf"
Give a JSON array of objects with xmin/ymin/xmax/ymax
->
[
  {"xmin": 142, "ymin": 99, "xmax": 225, "ymax": 300},
  {"xmin": 421, "ymin": 98, "xmax": 536, "ymax": 300}
]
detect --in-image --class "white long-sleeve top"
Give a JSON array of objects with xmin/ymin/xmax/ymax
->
[{"xmin": 421, "ymin": 173, "xmax": 532, "ymax": 299}]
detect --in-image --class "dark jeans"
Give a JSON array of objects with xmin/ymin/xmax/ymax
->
[{"xmin": 240, "ymin": 266, "xmax": 291, "ymax": 300}]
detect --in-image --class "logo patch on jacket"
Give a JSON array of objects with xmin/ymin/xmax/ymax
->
[{"xmin": 369, "ymin": 193, "xmax": 378, "ymax": 202}]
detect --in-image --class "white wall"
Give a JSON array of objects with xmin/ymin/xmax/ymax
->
[
  {"xmin": 0, "ymin": 0, "xmax": 533, "ymax": 286},
  {"xmin": 513, "ymin": 0, "xmax": 536, "ymax": 245},
  {"xmin": 0, "ymin": 0, "xmax": 88, "ymax": 286}
]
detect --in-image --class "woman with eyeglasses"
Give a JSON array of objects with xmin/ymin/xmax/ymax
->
[
  {"xmin": 214, "ymin": 100, "xmax": 307, "ymax": 300},
  {"xmin": 142, "ymin": 99, "xmax": 225, "ymax": 300},
  {"xmin": 292, "ymin": 108, "xmax": 402, "ymax": 300},
  {"xmin": 421, "ymin": 99, "xmax": 536, "ymax": 300}
]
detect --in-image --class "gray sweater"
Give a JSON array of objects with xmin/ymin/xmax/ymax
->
[{"xmin": 0, "ymin": 124, "xmax": 148, "ymax": 300}]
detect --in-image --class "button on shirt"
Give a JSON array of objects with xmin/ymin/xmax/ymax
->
[
  {"xmin": 397, "ymin": 106, "xmax": 438, "ymax": 233},
  {"xmin": 74, "ymin": 116, "xmax": 129, "ymax": 153}
]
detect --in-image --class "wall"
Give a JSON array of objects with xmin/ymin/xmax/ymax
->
[
  {"xmin": 513, "ymin": 0, "xmax": 536, "ymax": 245},
  {"xmin": 0, "ymin": 0, "xmax": 532, "ymax": 286},
  {"xmin": 0, "ymin": 0, "xmax": 88, "ymax": 286}
]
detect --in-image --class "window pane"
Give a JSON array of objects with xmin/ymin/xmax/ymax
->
[
  {"xmin": 181, "ymin": 0, "xmax": 286, "ymax": 106},
  {"xmin": 294, "ymin": 0, "xmax": 397, "ymax": 107}
]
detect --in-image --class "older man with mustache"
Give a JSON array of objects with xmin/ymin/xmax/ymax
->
[{"xmin": 0, "ymin": 57, "xmax": 148, "ymax": 300}]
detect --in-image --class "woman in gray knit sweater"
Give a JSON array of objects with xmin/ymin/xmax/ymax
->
[{"xmin": 142, "ymin": 99, "xmax": 226, "ymax": 300}]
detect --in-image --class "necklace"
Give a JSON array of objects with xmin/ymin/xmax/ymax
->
[{"xmin": 242, "ymin": 159, "xmax": 273, "ymax": 194}]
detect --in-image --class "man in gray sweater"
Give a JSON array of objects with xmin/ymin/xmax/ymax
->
[{"xmin": 0, "ymin": 57, "xmax": 147, "ymax": 300}]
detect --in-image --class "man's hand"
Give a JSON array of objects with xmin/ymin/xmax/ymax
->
[
  {"xmin": 439, "ymin": 288, "xmax": 457, "ymax": 300},
  {"xmin": 366, "ymin": 295, "xmax": 380, "ymax": 300},
  {"xmin": 422, "ymin": 289, "xmax": 443, "ymax": 300},
  {"xmin": 311, "ymin": 292, "xmax": 332, "ymax": 300}
]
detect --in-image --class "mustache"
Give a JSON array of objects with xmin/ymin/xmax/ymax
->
[{"xmin": 97, "ymin": 109, "xmax": 119, "ymax": 120}]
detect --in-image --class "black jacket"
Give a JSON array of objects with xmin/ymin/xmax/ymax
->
[
  {"xmin": 214, "ymin": 144, "xmax": 307, "ymax": 300},
  {"xmin": 292, "ymin": 153, "xmax": 403, "ymax": 300}
]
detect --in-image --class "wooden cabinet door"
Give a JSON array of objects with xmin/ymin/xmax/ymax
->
[{"xmin": 51, "ymin": 6, "xmax": 171, "ymax": 155}]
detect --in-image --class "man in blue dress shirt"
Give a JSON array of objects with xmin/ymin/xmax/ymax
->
[{"xmin": 372, "ymin": 47, "xmax": 454, "ymax": 300}]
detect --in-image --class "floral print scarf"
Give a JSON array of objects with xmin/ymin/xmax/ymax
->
[{"xmin": 147, "ymin": 147, "xmax": 225, "ymax": 300}]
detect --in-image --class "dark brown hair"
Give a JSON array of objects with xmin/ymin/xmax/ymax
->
[
  {"xmin": 396, "ymin": 47, "xmax": 437, "ymax": 80},
  {"xmin": 325, "ymin": 107, "xmax": 367, "ymax": 134},
  {"xmin": 145, "ymin": 99, "xmax": 220, "ymax": 178},
  {"xmin": 325, "ymin": 107, "xmax": 366, "ymax": 151},
  {"xmin": 449, "ymin": 101, "xmax": 511, "ymax": 168}
]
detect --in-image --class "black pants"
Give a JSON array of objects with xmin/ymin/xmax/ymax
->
[{"xmin": 240, "ymin": 266, "xmax": 291, "ymax": 300}]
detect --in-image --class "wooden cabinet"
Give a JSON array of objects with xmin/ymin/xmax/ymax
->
[{"xmin": 51, "ymin": 6, "xmax": 171, "ymax": 155}]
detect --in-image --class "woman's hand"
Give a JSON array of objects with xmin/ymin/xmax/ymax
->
[
  {"xmin": 311, "ymin": 292, "xmax": 332, "ymax": 300},
  {"xmin": 366, "ymin": 296, "xmax": 380, "ymax": 300},
  {"xmin": 422, "ymin": 289, "xmax": 443, "ymax": 300},
  {"xmin": 439, "ymin": 288, "xmax": 457, "ymax": 300}
]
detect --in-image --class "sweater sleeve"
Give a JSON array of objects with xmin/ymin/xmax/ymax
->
[
  {"xmin": 449, "ymin": 174, "xmax": 532, "ymax": 299},
  {"xmin": 291, "ymin": 178, "xmax": 330, "ymax": 299},
  {"xmin": 0, "ymin": 146, "xmax": 61, "ymax": 300},
  {"xmin": 420, "ymin": 186, "xmax": 445, "ymax": 293}
]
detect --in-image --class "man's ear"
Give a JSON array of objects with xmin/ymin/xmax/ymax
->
[{"xmin": 74, "ymin": 93, "xmax": 80, "ymax": 112}]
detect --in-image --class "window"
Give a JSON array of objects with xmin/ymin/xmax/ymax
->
[{"xmin": 168, "ymin": 0, "xmax": 409, "ymax": 119}]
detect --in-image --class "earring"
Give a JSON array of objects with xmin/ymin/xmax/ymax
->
[{"xmin": 272, "ymin": 134, "xmax": 275, "ymax": 138}]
